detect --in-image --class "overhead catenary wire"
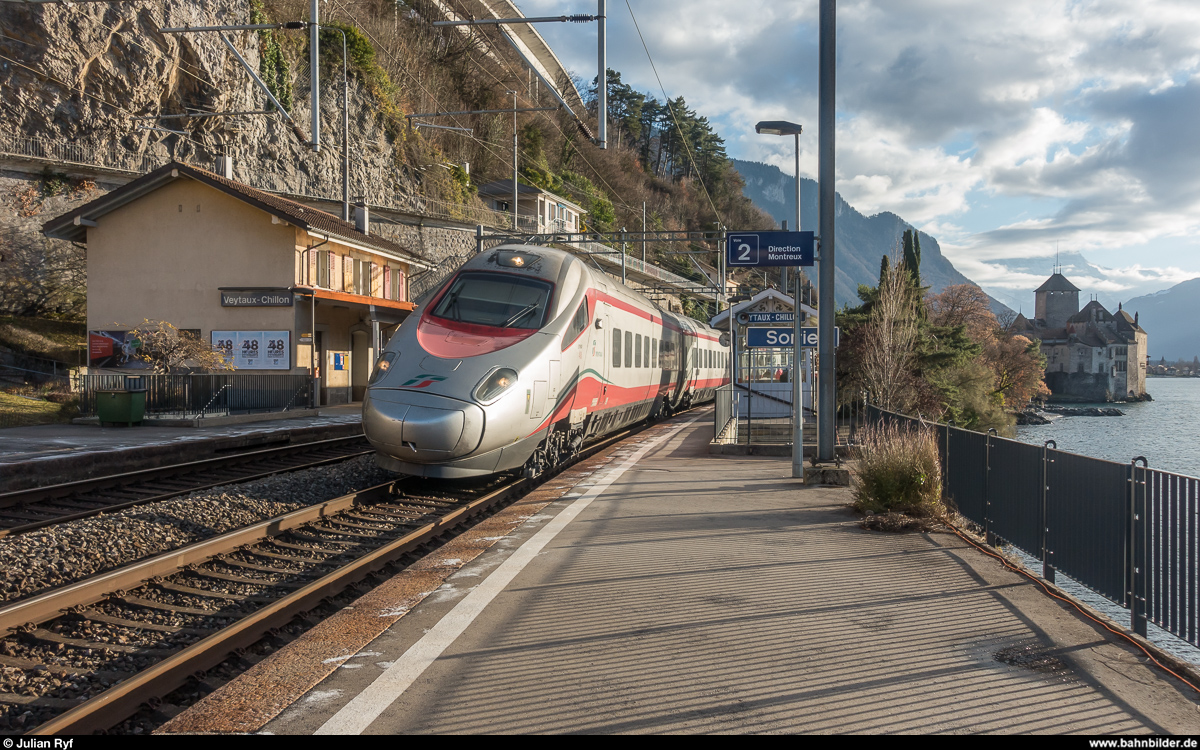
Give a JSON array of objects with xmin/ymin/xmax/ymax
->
[{"xmin": 623, "ymin": 0, "xmax": 723, "ymax": 228}]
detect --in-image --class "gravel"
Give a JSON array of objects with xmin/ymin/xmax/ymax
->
[{"xmin": 0, "ymin": 455, "xmax": 396, "ymax": 604}]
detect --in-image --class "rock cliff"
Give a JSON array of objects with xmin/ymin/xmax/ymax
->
[{"xmin": 0, "ymin": 0, "xmax": 411, "ymax": 201}]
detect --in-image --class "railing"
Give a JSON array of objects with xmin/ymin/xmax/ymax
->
[
  {"xmin": 714, "ymin": 384, "xmax": 739, "ymax": 440},
  {"xmin": 572, "ymin": 241, "xmax": 702, "ymax": 290},
  {"xmin": 0, "ymin": 350, "xmax": 78, "ymax": 385},
  {"xmin": 0, "ymin": 134, "xmax": 514, "ymax": 230},
  {"xmin": 0, "ymin": 134, "xmax": 164, "ymax": 174},
  {"xmin": 866, "ymin": 405, "xmax": 1200, "ymax": 648},
  {"xmin": 79, "ymin": 373, "xmax": 313, "ymax": 419}
]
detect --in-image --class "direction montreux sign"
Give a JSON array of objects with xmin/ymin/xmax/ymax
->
[
  {"xmin": 746, "ymin": 326, "xmax": 840, "ymax": 348},
  {"xmin": 726, "ymin": 231, "xmax": 815, "ymax": 267}
]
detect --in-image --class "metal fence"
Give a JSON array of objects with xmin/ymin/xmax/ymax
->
[
  {"xmin": 0, "ymin": 134, "xmax": 516, "ymax": 230},
  {"xmin": 0, "ymin": 134, "xmax": 164, "ymax": 174},
  {"xmin": 866, "ymin": 405, "xmax": 1200, "ymax": 647},
  {"xmin": 79, "ymin": 373, "xmax": 313, "ymax": 419}
]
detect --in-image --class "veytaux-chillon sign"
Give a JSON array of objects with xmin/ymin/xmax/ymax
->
[{"xmin": 219, "ymin": 288, "xmax": 294, "ymax": 307}]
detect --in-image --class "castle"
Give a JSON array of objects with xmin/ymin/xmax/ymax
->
[{"xmin": 1014, "ymin": 272, "xmax": 1148, "ymax": 401}]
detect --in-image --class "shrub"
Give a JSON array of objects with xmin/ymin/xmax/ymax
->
[{"xmin": 851, "ymin": 421, "xmax": 944, "ymax": 517}]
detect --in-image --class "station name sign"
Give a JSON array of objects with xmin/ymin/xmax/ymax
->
[
  {"xmin": 220, "ymin": 288, "xmax": 294, "ymax": 307},
  {"xmin": 744, "ymin": 312, "xmax": 795, "ymax": 324},
  {"xmin": 727, "ymin": 231, "xmax": 815, "ymax": 267},
  {"xmin": 746, "ymin": 326, "xmax": 840, "ymax": 348}
]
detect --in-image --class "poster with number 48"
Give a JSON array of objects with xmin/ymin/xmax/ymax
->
[{"xmin": 211, "ymin": 331, "xmax": 290, "ymax": 369}]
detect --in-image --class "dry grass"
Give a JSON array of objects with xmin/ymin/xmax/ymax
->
[
  {"xmin": 0, "ymin": 390, "xmax": 78, "ymax": 428},
  {"xmin": 0, "ymin": 317, "xmax": 86, "ymax": 363},
  {"xmin": 851, "ymin": 421, "xmax": 945, "ymax": 518}
]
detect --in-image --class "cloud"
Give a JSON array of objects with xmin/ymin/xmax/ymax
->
[{"xmin": 522, "ymin": 0, "xmax": 1200, "ymax": 295}]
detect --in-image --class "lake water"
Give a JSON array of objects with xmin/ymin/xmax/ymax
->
[{"xmin": 1014, "ymin": 378, "xmax": 1200, "ymax": 477}]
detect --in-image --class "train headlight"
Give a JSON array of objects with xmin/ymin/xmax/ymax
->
[
  {"xmin": 369, "ymin": 352, "xmax": 396, "ymax": 385},
  {"xmin": 474, "ymin": 367, "xmax": 518, "ymax": 403}
]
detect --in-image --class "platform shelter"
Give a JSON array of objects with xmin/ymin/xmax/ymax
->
[{"xmin": 709, "ymin": 289, "xmax": 817, "ymax": 446}]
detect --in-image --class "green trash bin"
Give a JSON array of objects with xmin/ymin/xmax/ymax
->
[{"xmin": 96, "ymin": 388, "xmax": 147, "ymax": 427}]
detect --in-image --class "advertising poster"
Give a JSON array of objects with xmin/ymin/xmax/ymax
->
[
  {"xmin": 211, "ymin": 331, "xmax": 290, "ymax": 370},
  {"xmin": 88, "ymin": 330, "xmax": 151, "ymax": 369}
]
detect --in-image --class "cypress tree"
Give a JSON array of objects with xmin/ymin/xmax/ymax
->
[
  {"xmin": 902, "ymin": 229, "xmax": 922, "ymax": 285},
  {"xmin": 879, "ymin": 254, "xmax": 891, "ymax": 286}
]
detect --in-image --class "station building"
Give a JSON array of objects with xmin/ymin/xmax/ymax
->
[{"xmin": 43, "ymin": 161, "xmax": 432, "ymax": 405}]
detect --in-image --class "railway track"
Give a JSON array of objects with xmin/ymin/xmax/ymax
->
[
  {"xmin": 0, "ymin": 436, "xmax": 373, "ymax": 539},
  {"xmin": 0, "ymin": 423, "xmax": 645, "ymax": 735}
]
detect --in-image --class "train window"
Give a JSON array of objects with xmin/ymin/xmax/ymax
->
[
  {"xmin": 430, "ymin": 272, "xmax": 552, "ymax": 329},
  {"xmin": 625, "ymin": 331, "xmax": 633, "ymax": 368},
  {"xmin": 652, "ymin": 338, "xmax": 658, "ymax": 368},
  {"xmin": 613, "ymin": 328, "xmax": 622, "ymax": 367},
  {"xmin": 635, "ymin": 334, "xmax": 642, "ymax": 368},
  {"xmin": 644, "ymin": 336, "xmax": 650, "ymax": 370},
  {"xmin": 562, "ymin": 303, "xmax": 588, "ymax": 350}
]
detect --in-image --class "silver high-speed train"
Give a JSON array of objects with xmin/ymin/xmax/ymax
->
[{"xmin": 363, "ymin": 245, "xmax": 730, "ymax": 478}]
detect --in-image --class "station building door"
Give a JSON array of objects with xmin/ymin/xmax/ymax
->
[{"xmin": 351, "ymin": 329, "xmax": 371, "ymax": 402}]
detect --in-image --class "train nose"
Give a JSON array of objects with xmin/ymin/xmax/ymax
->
[{"xmin": 363, "ymin": 389, "xmax": 485, "ymax": 460}]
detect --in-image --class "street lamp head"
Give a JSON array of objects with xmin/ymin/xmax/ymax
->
[{"xmin": 755, "ymin": 120, "xmax": 803, "ymax": 137}]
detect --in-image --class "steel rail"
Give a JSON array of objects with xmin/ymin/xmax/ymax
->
[
  {"xmin": 12, "ymin": 423, "xmax": 646, "ymax": 735},
  {"xmin": 0, "ymin": 436, "xmax": 370, "ymax": 538}
]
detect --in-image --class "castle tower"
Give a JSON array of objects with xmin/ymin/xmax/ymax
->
[{"xmin": 1034, "ymin": 272, "xmax": 1081, "ymax": 329}]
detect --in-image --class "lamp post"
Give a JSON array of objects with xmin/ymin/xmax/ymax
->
[
  {"xmin": 321, "ymin": 25, "xmax": 351, "ymax": 221},
  {"xmin": 508, "ymin": 90, "xmax": 519, "ymax": 230},
  {"xmin": 754, "ymin": 119, "xmax": 804, "ymax": 479}
]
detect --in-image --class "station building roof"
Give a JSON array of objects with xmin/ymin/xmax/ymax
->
[{"xmin": 42, "ymin": 161, "xmax": 432, "ymax": 270}]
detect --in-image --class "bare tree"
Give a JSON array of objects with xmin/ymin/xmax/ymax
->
[
  {"xmin": 0, "ymin": 228, "xmax": 85, "ymax": 319},
  {"xmin": 860, "ymin": 264, "xmax": 919, "ymax": 411},
  {"xmin": 126, "ymin": 320, "xmax": 235, "ymax": 373}
]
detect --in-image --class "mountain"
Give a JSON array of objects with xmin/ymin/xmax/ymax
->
[
  {"xmin": 1124, "ymin": 278, "xmax": 1200, "ymax": 360},
  {"xmin": 985, "ymin": 251, "xmax": 1153, "ymax": 316},
  {"xmin": 732, "ymin": 159, "xmax": 1011, "ymax": 314}
]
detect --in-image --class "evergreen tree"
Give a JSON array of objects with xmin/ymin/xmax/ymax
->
[{"xmin": 902, "ymin": 229, "xmax": 922, "ymax": 286}]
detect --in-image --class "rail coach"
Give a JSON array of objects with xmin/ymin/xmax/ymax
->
[{"xmin": 362, "ymin": 244, "xmax": 730, "ymax": 478}]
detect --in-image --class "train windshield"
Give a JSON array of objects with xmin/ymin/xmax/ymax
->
[{"xmin": 431, "ymin": 272, "xmax": 553, "ymax": 329}]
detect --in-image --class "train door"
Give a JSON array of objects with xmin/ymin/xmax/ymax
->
[
  {"xmin": 673, "ymin": 333, "xmax": 690, "ymax": 404},
  {"xmin": 597, "ymin": 303, "xmax": 612, "ymax": 409}
]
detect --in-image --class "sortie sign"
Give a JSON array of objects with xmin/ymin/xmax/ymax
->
[
  {"xmin": 726, "ymin": 231, "xmax": 815, "ymax": 267},
  {"xmin": 746, "ymin": 326, "xmax": 840, "ymax": 348}
]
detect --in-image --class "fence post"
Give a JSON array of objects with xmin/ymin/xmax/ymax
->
[
  {"xmin": 944, "ymin": 419, "xmax": 954, "ymax": 505},
  {"xmin": 1042, "ymin": 440, "xmax": 1057, "ymax": 583},
  {"xmin": 1130, "ymin": 456, "xmax": 1149, "ymax": 637},
  {"xmin": 985, "ymin": 428, "xmax": 997, "ymax": 546}
]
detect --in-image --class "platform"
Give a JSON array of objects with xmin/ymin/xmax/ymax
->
[
  {"xmin": 160, "ymin": 413, "xmax": 1198, "ymax": 734},
  {"xmin": 0, "ymin": 404, "xmax": 363, "ymax": 492}
]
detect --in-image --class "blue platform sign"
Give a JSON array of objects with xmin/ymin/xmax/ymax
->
[
  {"xmin": 747, "ymin": 326, "xmax": 840, "ymax": 348},
  {"xmin": 727, "ymin": 231, "xmax": 815, "ymax": 267}
]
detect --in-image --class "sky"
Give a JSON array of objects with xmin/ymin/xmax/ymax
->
[{"xmin": 520, "ymin": 0, "xmax": 1200, "ymax": 311}]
